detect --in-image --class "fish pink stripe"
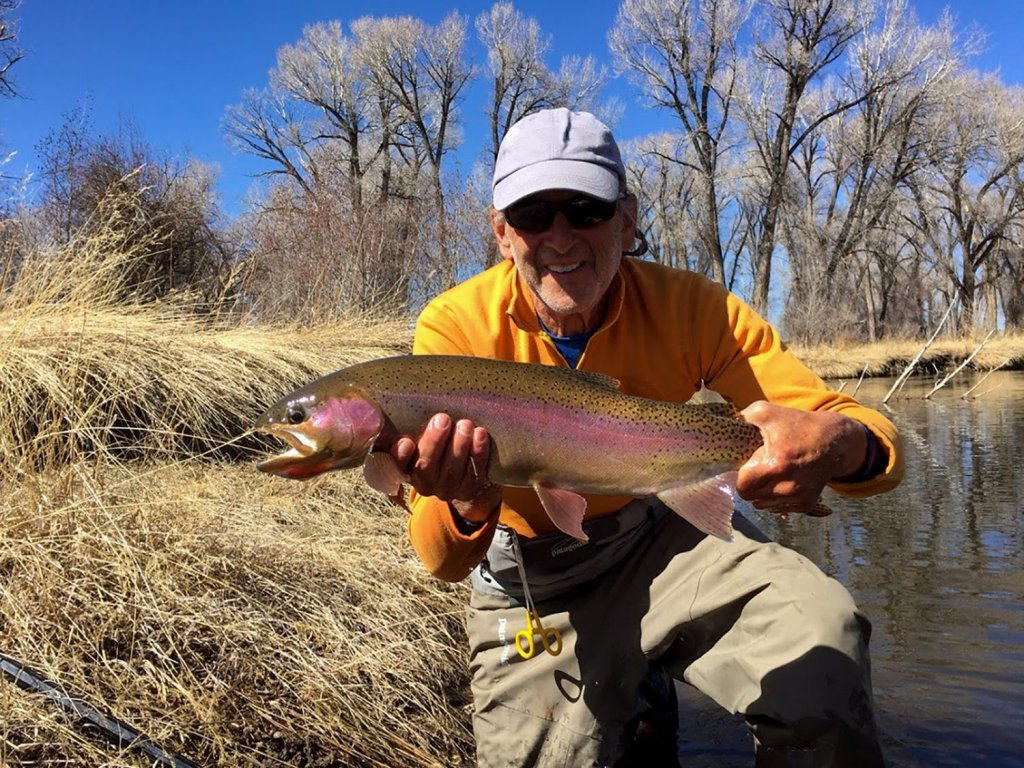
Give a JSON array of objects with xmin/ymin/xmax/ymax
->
[{"xmin": 384, "ymin": 389, "xmax": 708, "ymax": 455}]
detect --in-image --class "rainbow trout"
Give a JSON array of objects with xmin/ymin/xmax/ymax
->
[{"xmin": 255, "ymin": 354, "xmax": 767, "ymax": 540}]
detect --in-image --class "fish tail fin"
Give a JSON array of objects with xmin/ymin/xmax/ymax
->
[{"xmin": 656, "ymin": 471, "xmax": 737, "ymax": 540}]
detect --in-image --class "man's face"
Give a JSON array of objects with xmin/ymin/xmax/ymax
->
[{"xmin": 492, "ymin": 189, "xmax": 636, "ymax": 335}]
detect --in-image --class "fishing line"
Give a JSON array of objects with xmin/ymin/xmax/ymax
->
[{"xmin": 0, "ymin": 651, "xmax": 200, "ymax": 768}]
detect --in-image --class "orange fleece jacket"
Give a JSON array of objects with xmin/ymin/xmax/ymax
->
[{"xmin": 407, "ymin": 258, "xmax": 905, "ymax": 582}]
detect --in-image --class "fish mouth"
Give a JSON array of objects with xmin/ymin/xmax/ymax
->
[{"xmin": 256, "ymin": 424, "xmax": 333, "ymax": 479}]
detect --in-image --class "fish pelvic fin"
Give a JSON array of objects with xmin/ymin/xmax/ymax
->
[
  {"xmin": 656, "ymin": 471, "xmax": 738, "ymax": 541},
  {"xmin": 363, "ymin": 452, "xmax": 410, "ymax": 511},
  {"xmin": 533, "ymin": 483, "xmax": 589, "ymax": 541}
]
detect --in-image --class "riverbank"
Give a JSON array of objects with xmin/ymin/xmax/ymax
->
[{"xmin": 792, "ymin": 333, "xmax": 1024, "ymax": 381}]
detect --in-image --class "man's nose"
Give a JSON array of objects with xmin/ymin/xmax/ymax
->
[{"xmin": 543, "ymin": 211, "xmax": 576, "ymax": 251}]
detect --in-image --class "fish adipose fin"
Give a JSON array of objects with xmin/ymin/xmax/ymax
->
[
  {"xmin": 533, "ymin": 483, "xmax": 589, "ymax": 542},
  {"xmin": 364, "ymin": 452, "xmax": 410, "ymax": 511},
  {"xmin": 657, "ymin": 471, "xmax": 738, "ymax": 540}
]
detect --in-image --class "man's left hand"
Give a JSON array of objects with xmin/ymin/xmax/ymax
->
[{"xmin": 736, "ymin": 401, "xmax": 868, "ymax": 514}]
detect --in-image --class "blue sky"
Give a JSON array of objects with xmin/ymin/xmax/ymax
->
[{"xmin": 2, "ymin": 1, "xmax": 1022, "ymax": 215}]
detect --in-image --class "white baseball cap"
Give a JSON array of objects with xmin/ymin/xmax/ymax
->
[{"xmin": 492, "ymin": 108, "xmax": 626, "ymax": 210}]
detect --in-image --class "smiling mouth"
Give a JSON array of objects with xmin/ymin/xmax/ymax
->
[{"xmin": 546, "ymin": 262, "xmax": 583, "ymax": 274}]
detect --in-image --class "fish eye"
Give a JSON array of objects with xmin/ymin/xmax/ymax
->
[{"xmin": 286, "ymin": 405, "xmax": 306, "ymax": 425}]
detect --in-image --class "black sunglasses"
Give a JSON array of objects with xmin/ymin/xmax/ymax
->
[{"xmin": 504, "ymin": 195, "xmax": 619, "ymax": 233}]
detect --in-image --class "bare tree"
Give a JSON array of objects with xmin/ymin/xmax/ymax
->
[
  {"xmin": 908, "ymin": 72, "xmax": 1024, "ymax": 332},
  {"xmin": 740, "ymin": 0, "xmax": 874, "ymax": 314},
  {"xmin": 355, "ymin": 13, "xmax": 471, "ymax": 205},
  {"xmin": 34, "ymin": 113, "xmax": 233, "ymax": 304},
  {"xmin": 225, "ymin": 14, "xmax": 479, "ymax": 315},
  {"xmin": 779, "ymin": 0, "xmax": 960, "ymax": 340},
  {"xmin": 35, "ymin": 101, "xmax": 94, "ymax": 243},
  {"xmin": 271, "ymin": 20, "xmax": 391, "ymax": 215},
  {"xmin": 0, "ymin": 0, "xmax": 21, "ymax": 99},
  {"xmin": 624, "ymin": 134, "xmax": 696, "ymax": 272},
  {"xmin": 354, "ymin": 13, "xmax": 473, "ymax": 282},
  {"xmin": 477, "ymin": 3, "xmax": 606, "ymax": 162},
  {"xmin": 610, "ymin": 0, "xmax": 749, "ymax": 286},
  {"xmin": 224, "ymin": 86, "xmax": 316, "ymax": 195},
  {"xmin": 995, "ymin": 228, "xmax": 1024, "ymax": 329}
]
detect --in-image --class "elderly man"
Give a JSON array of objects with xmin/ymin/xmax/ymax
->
[{"xmin": 391, "ymin": 108, "xmax": 903, "ymax": 767}]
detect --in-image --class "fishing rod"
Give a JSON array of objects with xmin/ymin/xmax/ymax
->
[{"xmin": 0, "ymin": 650, "xmax": 200, "ymax": 768}]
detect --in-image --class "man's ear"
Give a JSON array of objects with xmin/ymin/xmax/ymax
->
[
  {"xmin": 489, "ymin": 206, "xmax": 515, "ymax": 261},
  {"xmin": 620, "ymin": 194, "xmax": 638, "ymax": 242}
]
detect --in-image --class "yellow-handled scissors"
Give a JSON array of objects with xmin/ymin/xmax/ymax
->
[{"xmin": 511, "ymin": 532, "xmax": 563, "ymax": 660}]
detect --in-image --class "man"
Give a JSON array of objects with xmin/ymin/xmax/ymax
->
[{"xmin": 390, "ymin": 108, "xmax": 903, "ymax": 767}]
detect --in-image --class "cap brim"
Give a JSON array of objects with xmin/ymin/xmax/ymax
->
[{"xmin": 493, "ymin": 160, "xmax": 620, "ymax": 210}]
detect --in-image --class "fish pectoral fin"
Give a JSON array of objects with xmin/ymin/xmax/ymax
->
[
  {"xmin": 363, "ymin": 452, "xmax": 409, "ymax": 499},
  {"xmin": 657, "ymin": 471, "xmax": 738, "ymax": 541},
  {"xmin": 533, "ymin": 483, "xmax": 589, "ymax": 542}
]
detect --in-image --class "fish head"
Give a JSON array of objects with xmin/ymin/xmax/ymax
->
[{"xmin": 254, "ymin": 384, "xmax": 384, "ymax": 480}]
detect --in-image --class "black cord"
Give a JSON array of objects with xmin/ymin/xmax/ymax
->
[{"xmin": 0, "ymin": 651, "xmax": 201, "ymax": 768}]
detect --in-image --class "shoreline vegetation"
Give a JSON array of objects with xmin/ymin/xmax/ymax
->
[{"xmin": 794, "ymin": 333, "xmax": 1024, "ymax": 381}]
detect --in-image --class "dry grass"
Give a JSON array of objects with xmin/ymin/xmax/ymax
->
[
  {"xmin": 1, "ymin": 196, "xmax": 473, "ymax": 766},
  {"xmin": 792, "ymin": 333, "xmax": 1024, "ymax": 381},
  {"xmin": 1, "ymin": 464, "xmax": 473, "ymax": 767},
  {"xmin": 0, "ymin": 293, "xmax": 475, "ymax": 766},
  {"xmin": 0, "ymin": 304, "xmax": 410, "ymax": 471}
]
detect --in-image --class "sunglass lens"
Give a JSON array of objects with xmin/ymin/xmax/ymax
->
[
  {"xmin": 505, "ymin": 200, "xmax": 554, "ymax": 232},
  {"xmin": 564, "ymin": 198, "xmax": 617, "ymax": 228}
]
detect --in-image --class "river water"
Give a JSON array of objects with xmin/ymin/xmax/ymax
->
[{"xmin": 676, "ymin": 371, "xmax": 1024, "ymax": 767}]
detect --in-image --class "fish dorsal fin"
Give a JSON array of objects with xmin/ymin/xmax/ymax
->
[
  {"xmin": 656, "ymin": 471, "xmax": 738, "ymax": 541},
  {"xmin": 533, "ymin": 483, "xmax": 589, "ymax": 541},
  {"xmin": 571, "ymin": 370, "xmax": 621, "ymax": 390},
  {"xmin": 363, "ymin": 452, "xmax": 408, "ymax": 498}
]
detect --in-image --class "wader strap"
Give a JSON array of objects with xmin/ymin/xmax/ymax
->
[{"xmin": 470, "ymin": 498, "xmax": 668, "ymax": 601}]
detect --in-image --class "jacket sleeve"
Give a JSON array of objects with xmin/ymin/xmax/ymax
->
[
  {"xmin": 404, "ymin": 301, "xmax": 500, "ymax": 582},
  {"xmin": 693, "ymin": 282, "xmax": 904, "ymax": 497}
]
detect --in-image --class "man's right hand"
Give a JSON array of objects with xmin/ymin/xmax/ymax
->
[{"xmin": 390, "ymin": 413, "xmax": 501, "ymax": 524}]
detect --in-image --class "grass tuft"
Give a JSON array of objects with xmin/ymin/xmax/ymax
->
[{"xmin": 1, "ymin": 464, "xmax": 473, "ymax": 766}]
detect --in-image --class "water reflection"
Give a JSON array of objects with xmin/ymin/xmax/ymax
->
[{"xmin": 677, "ymin": 371, "xmax": 1024, "ymax": 767}]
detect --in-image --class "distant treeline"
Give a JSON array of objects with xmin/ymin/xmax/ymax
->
[{"xmin": 3, "ymin": 0, "xmax": 1023, "ymax": 343}]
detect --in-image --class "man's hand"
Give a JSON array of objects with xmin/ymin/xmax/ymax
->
[
  {"xmin": 390, "ymin": 413, "xmax": 502, "ymax": 524},
  {"xmin": 736, "ymin": 401, "xmax": 868, "ymax": 514}
]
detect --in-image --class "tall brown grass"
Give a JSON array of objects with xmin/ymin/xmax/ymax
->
[{"xmin": 1, "ymin": 189, "xmax": 474, "ymax": 766}]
